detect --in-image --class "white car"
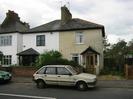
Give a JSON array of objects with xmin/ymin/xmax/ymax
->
[{"xmin": 33, "ymin": 65, "xmax": 97, "ymax": 91}]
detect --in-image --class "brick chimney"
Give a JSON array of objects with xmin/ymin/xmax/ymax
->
[
  {"xmin": 6, "ymin": 10, "xmax": 20, "ymax": 22},
  {"xmin": 1, "ymin": 10, "xmax": 30, "ymax": 30},
  {"xmin": 1, "ymin": 10, "xmax": 20, "ymax": 27},
  {"xmin": 61, "ymin": 6, "xmax": 72, "ymax": 25}
]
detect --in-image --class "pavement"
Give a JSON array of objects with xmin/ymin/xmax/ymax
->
[
  {"xmin": 98, "ymin": 80, "xmax": 133, "ymax": 88},
  {"xmin": 12, "ymin": 76, "xmax": 133, "ymax": 88}
]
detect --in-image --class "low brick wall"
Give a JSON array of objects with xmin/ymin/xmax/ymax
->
[
  {"xmin": 12, "ymin": 67, "xmax": 37, "ymax": 77},
  {"xmin": 0, "ymin": 66, "xmax": 38, "ymax": 77}
]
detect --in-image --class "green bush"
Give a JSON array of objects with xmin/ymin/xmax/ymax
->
[
  {"xmin": 100, "ymin": 68, "xmax": 124, "ymax": 76},
  {"xmin": 35, "ymin": 50, "xmax": 81, "ymax": 68}
]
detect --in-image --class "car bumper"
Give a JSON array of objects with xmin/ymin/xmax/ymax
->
[
  {"xmin": 87, "ymin": 80, "xmax": 97, "ymax": 88},
  {"xmin": 0, "ymin": 76, "xmax": 12, "ymax": 83}
]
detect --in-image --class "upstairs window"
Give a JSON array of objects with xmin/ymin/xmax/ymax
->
[
  {"xmin": 36, "ymin": 35, "xmax": 45, "ymax": 46},
  {"xmin": 0, "ymin": 36, "xmax": 12, "ymax": 46},
  {"xmin": 75, "ymin": 32, "xmax": 84, "ymax": 44}
]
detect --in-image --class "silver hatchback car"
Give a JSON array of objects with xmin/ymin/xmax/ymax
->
[{"xmin": 33, "ymin": 65, "xmax": 97, "ymax": 91}]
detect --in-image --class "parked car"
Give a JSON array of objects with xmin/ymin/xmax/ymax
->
[
  {"xmin": 33, "ymin": 65, "xmax": 97, "ymax": 91},
  {"xmin": 0, "ymin": 70, "xmax": 12, "ymax": 83}
]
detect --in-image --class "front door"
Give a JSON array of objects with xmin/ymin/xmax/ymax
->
[{"xmin": 86, "ymin": 54, "xmax": 96, "ymax": 74}]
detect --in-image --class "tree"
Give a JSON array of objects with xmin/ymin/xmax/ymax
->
[
  {"xmin": 103, "ymin": 35, "xmax": 110, "ymax": 52},
  {"xmin": 128, "ymin": 39, "xmax": 133, "ymax": 50},
  {"xmin": 104, "ymin": 39, "xmax": 128, "ymax": 73}
]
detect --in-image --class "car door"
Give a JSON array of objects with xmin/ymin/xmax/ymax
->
[
  {"xmin": 44, "ymin": 67, "xmax": 58, "ymax": 85},
  {"xmin": 57, "ymin": 67, "xmax": 75, "ymax": 86}
]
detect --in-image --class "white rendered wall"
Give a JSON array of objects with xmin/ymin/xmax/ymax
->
[
  {"xmin": 22, "ymin": 32, "xmax": 59, "ymax": 54},
  {"xmin": 0, "ymin": 33, "xmax": 18, "ymax": 65}
]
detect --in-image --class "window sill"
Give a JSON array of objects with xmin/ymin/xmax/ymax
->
[
  {"xmin": 75, "ymin": 43, "xmax": 84, "ymax": 45},
  {"xmin": 36, "ymin": 45, "xmax": 45, "ymax": 47}
]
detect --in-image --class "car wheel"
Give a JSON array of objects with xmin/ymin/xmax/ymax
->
[
  {"xmin": 76, "ymin": 82, "xmax": 87, "ymax": 91},
  {"xmin": 36, "ymin": 80, "xmax": 46, "ymax": 89}
]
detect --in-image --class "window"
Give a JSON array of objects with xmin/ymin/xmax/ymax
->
[
  {"xmin": 57, "ymin": 67, "xmax": 71, "ymax": 75},
  {"xmin": 45, "ymin": 67, "xmax": 56, "ymax": 75},
  {"xmin": 72, "ymin": 54, "xmax": 79, "ymax": 64},
  {"xmin": 36, "ymin": 35, "xmax": 45, "ymax": 46},
  {"xmin": 0, "ymin": 36, "xmax": 12, "ymax": 46},
  {"xmin": 38, "ymin": 67, "xmax": 46, "ymax": 74},
  {"xmin": 2, "ymin": 55, "xmax": 12, "ymax": 66},
  {"xmin": 75, "ymin": 32, "xmax": 84, "ymax": 44}
]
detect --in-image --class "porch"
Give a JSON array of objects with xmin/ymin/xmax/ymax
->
[
  {"xmin": 17, "ymin": 48, "xmax": 39, "ymax": 66},
  {"xmin": 81, "ymin": 47, "xmax": 100, "ymax": 75}
]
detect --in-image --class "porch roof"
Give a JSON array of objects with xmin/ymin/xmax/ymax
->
[
  {"xmin": 17, "ymin": 48, "xmax": 39, "ymax": 56},
  {"xmin": 81, "ymin": 47, "xmax": 100, "ymax": 55}
]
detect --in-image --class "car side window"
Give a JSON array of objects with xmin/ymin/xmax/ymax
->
[
  {"xmin": 45, "ymin": 67, "xmax": 56, "ymax": 75},
  {"xmin": 38, "ymin": 67, "xmax": 46, "ymax": 74},
  {"xmin": 57, "ymin": 67, "xmax": 71, "ymax": 75}
]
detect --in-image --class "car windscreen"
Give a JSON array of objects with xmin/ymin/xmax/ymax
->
[{"xmin": 67, "ymin": 66, "xmax": 77, "ymax": 75}]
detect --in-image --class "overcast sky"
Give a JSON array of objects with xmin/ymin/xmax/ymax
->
[{"xmin": 0, "ymin": 0, "xmax": 133, "ymax": 44}]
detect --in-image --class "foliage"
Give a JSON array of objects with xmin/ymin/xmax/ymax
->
[
  {"xmin": 104, "ymin": 39, "xmax": 128, "ymax": 73},
  {"xmin": 36, "ymin": 50, "xmax": 81, "ymax": 68},
  {"xmin": 100, "ymin": 68, "xmax": 124, "ymax": 76},
  {"xmin": 103, "ymin": 35, "xmax": 110, "ymax": 52},
  {"xmin": 104, "ymin": 38, "xmax": 133, "ymax": 76},
  {"xmin": 104, "ymin": 39, "xmax": 128, "ymax": 58},
  {"xmin": 128, "ymin": 39, "xmax": 133, "ymax": 50}
]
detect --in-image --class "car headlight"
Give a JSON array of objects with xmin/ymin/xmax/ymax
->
[{"xmin": 8, "ymin": 73, "xmax": 12, "ymax": 76}]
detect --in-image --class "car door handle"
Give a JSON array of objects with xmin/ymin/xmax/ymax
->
[
  {"xmin": 44, "ymin": 75, "xmax": 47, "ymax": 77},
  {"xmin": 57, "ymin": 76, "xmax": 60, "ymax": 77}
]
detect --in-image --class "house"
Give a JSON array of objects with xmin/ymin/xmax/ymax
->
[
  {"xmin": 0, "ymin": 10, "xmax": 29, "ymax": 66},
  {"xmin": 0, "ymin": 6, "xmax": 105, "ymax": 74}
]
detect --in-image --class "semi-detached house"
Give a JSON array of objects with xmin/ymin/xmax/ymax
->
[{"xmin": 0, "ymin": 6, "xmax": 105, "ymax": 74}]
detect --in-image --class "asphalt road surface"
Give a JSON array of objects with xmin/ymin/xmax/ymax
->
[{"xmin": 0, "ymin": 82, "xmax": 133, "ymax": 99}]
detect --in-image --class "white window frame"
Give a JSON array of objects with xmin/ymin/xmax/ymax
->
[
  {"xmin": 71, "ymin": 53, "xmax": 80, "ymax": 64},
  {"xmin": 2, "ymin": 55, "xmax": 12, "ymax": 66},
  {"xmin": 75, "ymin": 32, "xmax": 84, "ymax": 44},
  {"xmin": 36, "ymin": 35, "xmax": 45, "ymax": 46},
  {"xmin": 0, "ymin": 35, "xmax": 12, "ymax": 46}
]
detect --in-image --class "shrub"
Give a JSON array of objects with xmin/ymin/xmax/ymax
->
[
  {"xmin": 35, "ymin": 50, "xmax": 81, "ymax": 69},
  {"xmin": 100, "ymin": 68, "xmax": 124, "ymax": 76}
]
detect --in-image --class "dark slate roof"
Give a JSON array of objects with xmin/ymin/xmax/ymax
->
[
  {"xmin": 0, "ymin": 22, "xmax": 28, "ymax": 33},
  {"xmin": 17, "ymin": 48, "xmax": 39, "ymax": 56},
  {"xmin": 0, "ymin": 10, "xmax": 29, "ymax": 34},
  {"xmin": 25, "ymin": 18, "xmax": 105, "ymax": 37},
  {"xmin": 81, "ymin": 47, "xmax": 100, "ymax": 55}
]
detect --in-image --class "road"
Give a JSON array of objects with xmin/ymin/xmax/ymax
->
[{"xmin": 0, "ymin": 82, "xmax": 133, "ymax": 99}]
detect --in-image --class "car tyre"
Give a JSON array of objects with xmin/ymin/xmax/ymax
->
[
  {"xmin": 76, "ymin": 82, "xmax": 87, "ymax": 91},
  {"xmin": 36, "ymin": 80, "xmax": 46, "ymax": 89}
]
